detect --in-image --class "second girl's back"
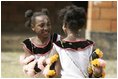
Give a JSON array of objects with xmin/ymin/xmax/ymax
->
[{"xmin": 53, "ymin": 5, "xmax": 94, "ymax": 78}]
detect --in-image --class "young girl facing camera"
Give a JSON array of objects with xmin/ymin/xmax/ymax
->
[{"xmin": 19, "ymin": 9, "xmax": 61, "ymax": 78}]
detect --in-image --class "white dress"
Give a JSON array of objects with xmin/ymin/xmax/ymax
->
[
  {"xmin": 23, "ymin": 33, "xmax": 61, "ymax": 58},
  {"xmin": 53, "ymin": 41, "xmax": 93, "ymax": 78}
]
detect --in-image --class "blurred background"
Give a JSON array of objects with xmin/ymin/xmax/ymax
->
[{"xmin": 1, "ymin": 1, "xmax": 117, "ymax": 78}]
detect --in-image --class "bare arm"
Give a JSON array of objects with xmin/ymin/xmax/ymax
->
[
  {"xmin": 19, "ymin": 44, "xmax": 34, "ymax": 65},
  {"xmin": 20, "ymin": 44, "xmax": 38, "ymax": 77}
]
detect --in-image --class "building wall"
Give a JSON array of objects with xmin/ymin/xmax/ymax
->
[
  {"xmin": 87, "ymin": 1, "xmax": 117, "ymax": 59},
  {"xmin": 91, "ymin": 1, "xmax": 117, "ymax": 32}
]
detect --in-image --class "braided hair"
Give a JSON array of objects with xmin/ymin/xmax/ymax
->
[{"xmin": 25, "ymin": 8, "xmax": 49, "ymax": 27}]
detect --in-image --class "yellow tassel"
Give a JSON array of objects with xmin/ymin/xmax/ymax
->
[
  {"xmin": 88, "ymin": 65, "xmax": 93, "ymax": 74},
  {"xmin": 50, "ymin": 54, "xmax": 59, "ymax": 64},
  {"xmin": 44, "ymin": 54, "xmax": 59, "ymax": 78},
  {"xmin": 91, "ymin": 59, "xmax": 100, "ymax": 67},
  {"xmin": 95, "ymin": 49, "xmax": 103, "ymax": 58},
  {"xmin": 90, "ymin": 58, "xmax": 106, "ymax": 78},
  {"xmin": 45, "ymin": 70, "xmax": 56, "ymax": 78}
]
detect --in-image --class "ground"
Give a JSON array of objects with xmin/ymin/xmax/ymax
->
[
  {"xmin": 1, "ymin": 52, "xmax": 117, "ymax": 78},
  {"xmin": 1, "ymin": 33, "xmax": 117, "ymax": 78}
]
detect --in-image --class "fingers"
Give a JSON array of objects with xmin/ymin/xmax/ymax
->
[
  {"xmin": 27, "ymin": 60, "xmax": 37, "ymax": 69},
  {"xmin": 21, "ymin": 55, "xmax": 49, "ymax": 77},
  {"xmin": 23, "ymin": 55, "xmax": 35, "ymax": 65},
  {"xmin": 43, "ymin": 65, "xmax": 50, "ymax": 77},
  {"xmin": 93, "ymin": 67, "xmax": 102, "ymax": 74},
  {"xmin": 99, "ymin": 59, "xmax": 106, "ymax": 68},
  {"xmin": 46, "ymin": 58, "xmax": 50, "ymax": 64},
  {"xmin": 23, "ymin": 60, "xmax": 37, "ymax": 77},
  {"xmin": 37, "ymin": 56, "xmax": 45, "ymax": 70},
  {"xmin": 19, "ymin": 54, "xmax": 26, "ymax": 65},
  {"xmin": 27, "ymin": 68, "xmax": 36, "ymax": 77}
]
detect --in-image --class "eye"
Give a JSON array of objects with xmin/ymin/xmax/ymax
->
[{"xmin": 38, "ymin": 23, "xmax": 44, "ymax": 28}]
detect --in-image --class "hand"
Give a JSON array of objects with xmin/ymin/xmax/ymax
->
[
  {"xmin": 89, "ymin": 58, "xmax": 106, "ymax": 78},
  {"xmin": 20, "ymin": 55, "xmax": 37, "ymax": 77},
  {"xmin": 23, "ymin": 59, "xmax": 37, "ymax": 77},
  {"xmin": 37, "ymin": 56, "xmax": 46, "ymax": 70},
  {"xmin": 93, "ymin": 66, "xmax": 103, "ymax": 77},
  {"xmin": 19, "ymin": 54, "xmax": 35, "ymax": 65}
]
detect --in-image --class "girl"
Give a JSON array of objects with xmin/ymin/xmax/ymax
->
[
  {"xmin": 50, "ymin": 5, "xmax": 105, "ymax": 78},
  {"xmin": 19, "ymin": 9, "xmax": 61, "ymax": 78}
]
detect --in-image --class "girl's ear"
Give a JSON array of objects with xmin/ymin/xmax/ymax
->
[
  {"xmin": 63, "ymin": 22, "xmax": 68, "ymax": 29},
  {"xmin": 62, "ymin": 23, "xmax": 66, "ymax": 30},
  {"xmin": 62, "ymin": 23, "xmax": 67, "ymax": 34},
  {"xmin": 31, "ymin": 28, "xmax": 34, "ymax": 31},
  {"xmin": 31, "ymin": 24, "xmax": 35, "ymax": 31}
]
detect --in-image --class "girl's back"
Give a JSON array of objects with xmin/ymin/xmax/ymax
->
[{"xmin": 53, "ymin": 39, "xmax": 94, "ymax": 78}]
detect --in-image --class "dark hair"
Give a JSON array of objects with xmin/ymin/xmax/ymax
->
[
  {"xmin": 25, "ymin": 8, "xmax": 49, "ymax": 27},
  {"xmin": 58, "ymin": 5, "xmax": 86, "ymax": 31}
]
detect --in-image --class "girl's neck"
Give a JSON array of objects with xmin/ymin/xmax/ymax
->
[
  {"xmin": 63, "ymin": 32, "xmax": 80, "ymax": 41},
  {"xmin": 38, "ymin": 36, "xmax": 49, "ymax": 43},
  {"xmin": 33, "ymin": 35, "xmax": 50, "ymax": 46}
]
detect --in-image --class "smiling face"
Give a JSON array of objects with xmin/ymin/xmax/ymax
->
[{"xmin": 31, "ymin": 15, "xmax": 51, "ymax": 38}]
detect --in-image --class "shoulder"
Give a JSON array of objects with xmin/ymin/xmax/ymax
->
[
  {"xmin": 54, "ymin": 39, "xmax": 94, "ymax": 50},
  {"xmin": 23, "ymin": 38, "xmax": 30, "ymax": 44},
  {"xmin": 51, "ymin": 33, "xmax": 61, "ymax": 42},
  {"xmin": 23, "ymin": 37, "xmax": 35, "ymax": 44},
  {"xmin": 22, "ymin": 38, "xmax": 32, "ymax": 49},
  {"xmin": 86, "ymin": 39, "xmax": 95, "ymax": 45}
]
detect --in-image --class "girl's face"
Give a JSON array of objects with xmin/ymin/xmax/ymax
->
[{"xmin": 32, "ymin": 15, "xmax": 51, "ymax": 38}]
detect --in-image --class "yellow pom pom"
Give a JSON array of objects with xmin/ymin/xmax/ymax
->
[
  {"xmin": 95, "ymin": 49, "xmax": 103, "ymax": 58},
  {"xmin": 91, "ymin": 59, "xmax": 100, "ymax": 67},
  {"xmin": 50, "ymin": 54, "xmax": 59, "ymax": 64},
  {"xmin": 45, "ymin": 70, "xmax": 56, "ymax": 78},
  {"xmin": 88, "ymin": 65, "xmax": 93, "ymax": 74}
]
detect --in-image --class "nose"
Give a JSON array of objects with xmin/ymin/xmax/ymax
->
[{"xmin": 44, "ymin": 25, "xmax": 48, "ymax": 30}]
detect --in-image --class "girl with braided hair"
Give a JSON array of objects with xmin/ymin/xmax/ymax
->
[{"xmin": 19, "ymin": 8, "xmax": 61, "ymax": 78}]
